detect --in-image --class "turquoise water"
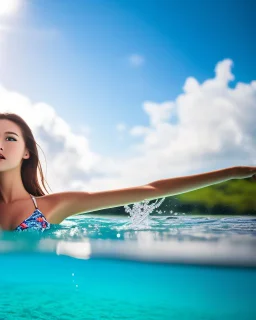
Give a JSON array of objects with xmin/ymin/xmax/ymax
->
[{"xmin": 0, "ymin": 214, "xmax": 256, "ymax": 319}]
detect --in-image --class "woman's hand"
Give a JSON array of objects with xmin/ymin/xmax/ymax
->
[{"xmin": 232, "ymin": 166, "xmax": 256, "ymax": 180}]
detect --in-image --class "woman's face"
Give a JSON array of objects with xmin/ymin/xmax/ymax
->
[{"xmin": 0, "ymin": 119, "xmax": 29, "ymax": 172}]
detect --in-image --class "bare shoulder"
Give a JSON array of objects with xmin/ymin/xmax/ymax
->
[
  {"xmin": 35, "ymin": 193, "xmax": 65, "ymax": 224},
  {"xmin": 35, "ymin": 191, "xmax": 91, "ymax": 224}
]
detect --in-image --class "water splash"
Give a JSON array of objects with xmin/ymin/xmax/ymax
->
[{"xmin": 124, "ymin": 198, "xmax": 165, "ymax": 229}]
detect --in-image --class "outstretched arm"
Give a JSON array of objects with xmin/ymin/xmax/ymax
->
[
  {"xmin": 149, "ymin": 166, "xmax": 235, "ymax": 196},
  {"xmin": 47, "ymin": 166, "xmax": 255, "ymax": 224}
]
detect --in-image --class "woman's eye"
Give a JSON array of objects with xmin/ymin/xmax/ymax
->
[{"xmin": 6, "ymin": 137, "xmax": 17, "ymax": 141}]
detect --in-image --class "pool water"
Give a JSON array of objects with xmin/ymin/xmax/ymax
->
[{"xmin": 0, "ymin": 214, "xmax": 256, "ymax": 319}]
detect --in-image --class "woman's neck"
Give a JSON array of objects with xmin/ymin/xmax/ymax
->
[{"xmin": 0, "ymin": 170, "xmax": 29, "ymax": 204}]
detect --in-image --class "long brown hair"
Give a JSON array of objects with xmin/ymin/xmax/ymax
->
[{"xmin": 0, "ymin": 112, "xmax": 52, "ymax": 197}]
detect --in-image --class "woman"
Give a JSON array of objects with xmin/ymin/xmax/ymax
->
[{"xmin": 0, "ymin": 113, "xmax": 255, "ymax": 232}]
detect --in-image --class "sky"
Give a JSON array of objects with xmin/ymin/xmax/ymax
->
[{"xmin": 0, "ymin": 0, "xmax": 255, "ymax": 194}]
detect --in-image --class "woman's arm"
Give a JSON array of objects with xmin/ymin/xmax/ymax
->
[
  {"xmin": 48, "ymin": 166, "xmax": 255, "ymax": 224},
  {"xmin": 149, "ymin": 166, "xmax": 236, "ymax": 196}
]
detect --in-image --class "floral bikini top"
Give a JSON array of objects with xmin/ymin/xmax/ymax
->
[{"xmin": 15, "ymin": 194, "xmax": 50, "ymax": 232}]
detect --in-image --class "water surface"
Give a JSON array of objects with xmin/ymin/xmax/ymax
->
[{"xmin": 0, "ymin": 214, "xmax": 255, "ymax": 319}]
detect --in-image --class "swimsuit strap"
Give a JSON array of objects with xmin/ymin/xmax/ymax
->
[{"xmin": 29, "ymin": 194, "xmax": 38, "ymax": 210}]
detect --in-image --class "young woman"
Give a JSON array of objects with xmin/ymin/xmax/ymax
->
[{"xmin": 0, "ymin": 113, "xmax": 255, "ymax": 232}]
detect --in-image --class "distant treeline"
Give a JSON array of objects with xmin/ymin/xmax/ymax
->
[{"xmin": 90, "ymin": 177, "xmax": 256, "ymax": 216}]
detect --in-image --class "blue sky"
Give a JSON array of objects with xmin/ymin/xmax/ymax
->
[
  {"xmin": 0, "ymin": 0, "xmax": 255, "ymax": 192},
  {"xmin": 2, "ymin": 0, "xmax": 255, "ymax": 155}
]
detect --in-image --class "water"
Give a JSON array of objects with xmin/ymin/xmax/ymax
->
[
  {"xmin": 124, "ymin": 198, "xmax": 166, "ymax": 228},
  {"xmin": 0, "ymin": 208, "xmax": 256, "ymax": 319}
]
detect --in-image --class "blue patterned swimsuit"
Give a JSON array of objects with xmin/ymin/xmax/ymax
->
[{"xmin": 15, "ymin": 194, "xmax": 50, "ymax": 232}]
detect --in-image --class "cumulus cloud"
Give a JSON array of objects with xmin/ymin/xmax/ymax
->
[
  {"xmin": 0, "ymin": 86, "xmax": 103, "ymax": 192},
  {"xmin": 125, "ymin": 59, "xmax": 256, "ymax": 183},
  {"xmin": 0, "ymin": 59, "xmax": 255, "ymax": 195}
]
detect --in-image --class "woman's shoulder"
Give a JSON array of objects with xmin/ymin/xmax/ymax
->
[
  {"xmin": 35, "ymin": 192, "xmax": 70, "ymax": 224},
  {"xmin": 34, "ymin": 193, "xmax": 62, "ymax": 224}
]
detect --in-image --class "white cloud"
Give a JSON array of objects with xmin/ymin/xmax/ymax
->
[
  {"xmin": 125, "ymin": 59, "xmax": 256, "ymax": 182},
  {"xmin": 0, "ymin": 86, "xmax": 102, "ymax": 192},
  {"xmin": 143, "ymin": 101, "xmax": 174, "ymax": 127},
  {"xmin": 128, "ymin": 54, "xmax": 145, "ymax": 67},
  {"xmin": 0, "ymin": 59, "xmax": 255, "ymax": 196}
]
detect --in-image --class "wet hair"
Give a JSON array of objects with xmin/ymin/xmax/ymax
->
[{"xmin": 0, "ymin": 112, "xmax": 51, "ymax": 198}]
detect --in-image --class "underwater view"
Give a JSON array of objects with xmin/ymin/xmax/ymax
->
[{"xmin": 1, "ymin": 200, "xmax": 256, "ymax": 320}]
